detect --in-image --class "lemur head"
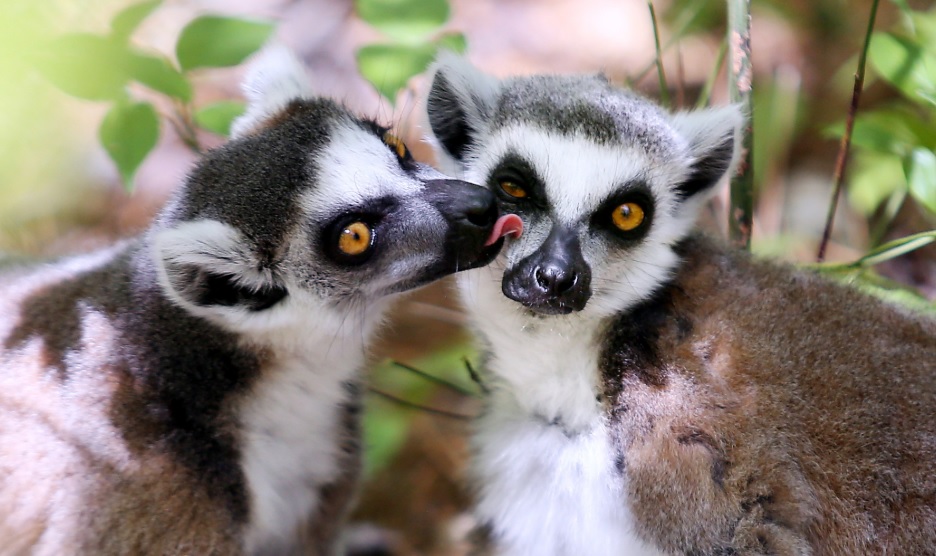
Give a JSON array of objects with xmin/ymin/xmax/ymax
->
[
  {"xmin": 425, "ymin": 53, "xmax": 742, "ymax": 319},
  {"xmin": 150, "ymin": 48, "xmax": 504, "ymax": 336}
]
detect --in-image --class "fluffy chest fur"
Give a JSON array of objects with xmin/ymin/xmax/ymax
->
[
  {"xmin": 239, "ymin": 343, "xmax": 364, "ymax": 553},
  {"xmin": 461, "ymin": 266, "xmax": 668, "ymax": 556}
]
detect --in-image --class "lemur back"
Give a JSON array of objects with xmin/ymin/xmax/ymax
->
[
  {"xmin": 425, "ymin": 54, "xmax": 936, "ymax": 555},
  {"xmin": 0, "ymin": 48, "xmax": 506, "ymax": 555}
]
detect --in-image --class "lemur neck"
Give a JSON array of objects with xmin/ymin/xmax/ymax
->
[{"xmin": 482, "ymin": 310, "xmax": 609, "ymax": 434}]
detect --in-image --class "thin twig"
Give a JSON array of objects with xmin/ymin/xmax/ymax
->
[
  {"xmin": 172, "ymin": 100, "xmax": 202, "ymax": 154},
  {"xmin": 390, "ymin": 360, "xmax": 479, "ymax": 398},
  {"xmin": 463, "ymin": 358, "xmax": 490, "ymax": 394},
  {"xmin": 727, "ymin": 0, "xmax": 754, "ymax": 249},
  {"xmin": 817, "ymin": 0, "xmax": 881, "ymax": 262},
  {"xmin": 631, "ymin": 1, "xmax": 709, "ymax": 85},
  {"xmin": 367, "ymin": 387, "xmax": 473, "ymax": 420},
  {"xmin": 648, "ymin": 1, "xmax": 671, "ymax": 107}
]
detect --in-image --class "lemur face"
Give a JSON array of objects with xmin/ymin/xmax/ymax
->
[
  {"xmin": 425, "ymin": 54, "xmax": 741, "ymax": 319},
  {"xmin": 151, "ymin": 49, "xmax": 504, "ymax": 334}
]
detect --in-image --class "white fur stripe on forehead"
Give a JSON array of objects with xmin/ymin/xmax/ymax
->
[{"xmin": 230, "ymin": 45, "xmax": 315, "ymax": 139}]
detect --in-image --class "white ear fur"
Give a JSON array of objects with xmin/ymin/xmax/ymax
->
[
  {"xmin": 424, "ymin": 51, "xmax": 501, "ymax": 173},
  {"xmin": 151, "ymin": 220, "xmax": 269, "ymax": 310},
  {"xmin": 671, "ymin": 104, "xmax": 745, "ymax": 183},
  {"xmin": 230, "ymin": 45, "xmax": 314, "ymax": 139}
]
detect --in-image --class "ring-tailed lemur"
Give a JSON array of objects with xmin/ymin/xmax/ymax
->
[
  {"xmin": 0, "ymin": 48, "xmax": 511, "ymax": 555},
  {"xmin": 425, "ymin": 53, "xmax": 936, "ymax": 555}
]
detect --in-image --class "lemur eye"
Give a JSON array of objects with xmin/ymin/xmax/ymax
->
[
  {"xmin": 499, "ymin": 180, "xmax": 528, "ymax": 199},
  {"xmin": 382, "ymin": 133, "xmax": 409, "ymax": 160},
  {"xmin": 611, "ymin": 202, "xmax": 645, "ymax": 231},
  {"xmin": 338, "ymin": 222, "xmax": 373, "ymax": 256}
]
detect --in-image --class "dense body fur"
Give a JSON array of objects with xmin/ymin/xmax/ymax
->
[
  {"xmin": 0, "ymin": 49, "xmax": 501, "ymax": 555},
  {"xmin": 424, "ymin": 54, "xmax": 936, "ymax": 555}
]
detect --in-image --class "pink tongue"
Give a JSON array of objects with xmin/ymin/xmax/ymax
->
[{"xmin": 485, "ymin": 214, "xmax": 524, "ymax": 246}]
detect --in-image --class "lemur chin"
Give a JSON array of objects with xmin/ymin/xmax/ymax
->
[
  {"xmin": 425, "ymin": 53, "xmax": 936, "ymax": 556},
  {"xmin": 0, "ymin": 47, "xmax": 511, "ymax": 555}
]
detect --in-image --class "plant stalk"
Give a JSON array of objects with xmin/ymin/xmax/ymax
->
[
  {"xmin": 816, "ymin": 0, "xmax": 880, "ymax": 262},
  {"xmin": 728, "ymin": 0, "xmax": 754, "ymax": 249}
]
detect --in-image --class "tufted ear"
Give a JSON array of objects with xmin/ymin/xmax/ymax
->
[
  {"xmin": 230, "ymin": 45, "xmax": 314, "ymax": 139},
  {"xmin": 152, "ymin": 220, "xmax": 286, "ymax": 314},
  {"xmin": 424, "ymin": 52, "xmax": 500, "ymax": 174},
  {"xmin": 670, "ymin": 104, "xmax": 745, "ymax": 200}
]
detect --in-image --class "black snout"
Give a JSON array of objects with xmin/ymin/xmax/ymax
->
[
  {"xmin": 424, "ymin": 179, "xmax": 499, "ymax": 229},
  {"xmin": 503, "ymin": 225, "xmax": 592, "ymax": 314},
  {"xmin": 423, "ymin": 179, "xmax": 501, "ymax": 270}
]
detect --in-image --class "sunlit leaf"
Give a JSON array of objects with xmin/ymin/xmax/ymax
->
[
  {"xmin": 436, "ymin": 31, "xmax": 467, "ymax": 53},
  {"xmin": 33, "ymin": 33, "xmax": 130, "ymax": 101},
  {"xmin": 356, "ymin": 0, "xmax": 449, "ymax": 42},
  {"xmin": 356, "ymin": 43, "xmax": 437, "ymax": 101},
  {"xmin": 195, "ymin": 101, "xmax": 246, "ymax": 136},
  {"xmin": 905, "ymin": 147, "xmax": 936, "ymax": 214},
  {"xmin": 868, "ymin": 32, "xmax": 936, "ymax": 103},
  {"xmin": 362, "ymin": 398, "xmax": 410, "ymax": 477},
  {"xmin": 111, "ymin": 0, "xmax": 161, "ymax": 42},
  {"xmin": 128, "ymin": 51, "xmax": 191, "ymax": 100},
  {"xmin": 99, "ymin": 101, "xmax": 159, "ymax": 190},
  {"xmin": 176, "ymin": 16, "xmax": 274, "ymax": 71},
  {"xmin": 847, "ymin": 152, "xmax": 905, "ymax": 215}
]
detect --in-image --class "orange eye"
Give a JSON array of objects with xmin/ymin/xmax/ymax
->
[
  {"xmin": 611, "ymin": 202, "xmax": 645, "ymax": 231},
  {"xmin": 338, "ymin": 222, "xmax": 372, "ymax": 256},
  {"xmin": 383, "ymin": 133, "xmax": 409, "ymax": 159},
  {"xmin": 500, "ymin": 180, "xmax": 528, "ymax": 199}
]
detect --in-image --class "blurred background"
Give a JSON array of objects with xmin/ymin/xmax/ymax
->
[{"xmin": 1, "ymin": 0, "xmax": 934, "ymax": 553}]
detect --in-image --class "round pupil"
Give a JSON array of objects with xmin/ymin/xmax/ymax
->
[{"xmin": 338, "ymin": 222, "xmax": 371, "ymax": 255}]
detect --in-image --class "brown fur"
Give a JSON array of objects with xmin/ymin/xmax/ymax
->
[{"xmin": 602, "ymin": 235, "xmax": 936, "ymax": 555}]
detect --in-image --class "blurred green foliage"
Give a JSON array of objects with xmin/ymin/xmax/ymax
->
[
  {"xmin": 832, "ymin": 5, "xmax": 936, "ymax": 223},
  {"xmin": 355, "ymin": 0, "xmax": 466, "ymax": 103},
  {"xmin": 31, "ymin": 0, "xmax": 274, "ymax": 190}
]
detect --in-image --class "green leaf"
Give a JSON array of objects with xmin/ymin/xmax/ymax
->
[
  {"xmin": 194, "ymin": 101, "xmax": 246, "ymax": 136},
  {"xmin": 356, "ymin": 43, "xmax": 438, "ymax": 101},
  {"xmin": 847, "ymin": 152, "xmax": 905, "ymax": 215},
  {"xmin": 127, "ymin": 51, "xmax": 192, "ymax": 100},
  {"xmin": 356, "ymin": 0, "xmax": 449, "ymax": 42},
  {"xmin": 111, "ymin": 0, "xmax": 161, "ymax": 42},
  {"xmin": 33, "ymin": 33, "xmax": 131, "ymax": 101},
  {"xmin": 362, "ymin": 401, "xmax": 410, "ymax": 477},
  {"xmin": 905, "ymin": 147, "xmax": 936, "ymax": 214},
  {"xmin": 175, "ymin": 16, "xmax": 274, "ymax": 71},
  {"xmin": 868, "ymin": 32, "xmax": 936, "ymax": 103},
  {"xmin": 436, "ymin": 31, "xmax": 467, "ymax": 53},
  {"xmin": 99, "ymin": 101, "xmax": 160, "ymax": 190}
]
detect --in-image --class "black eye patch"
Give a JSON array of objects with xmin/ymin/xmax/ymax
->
[
  {"xmin": 590, "ymin": 185, "xmax": 655, "ymax": 243},
  {"xmin": 486, "ymin": 152, "xmax": 548, "ymax": 210}
]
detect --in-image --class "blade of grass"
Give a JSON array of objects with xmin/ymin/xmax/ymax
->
[
  {"xmin": 816, "ymin": 0, "xmax": 880, "ymax": 262},
  {"xmin": 648, "ymin": 1, "xmax": 671, "ymax": 107},
  {"xmin": 695, "ymin": 40, "xmax": 727, "ymax": 109}
]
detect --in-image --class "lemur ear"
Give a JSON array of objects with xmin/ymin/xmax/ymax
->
[
  {"xmin": 230, "ymin": 45, "xmax": 314, "ymax": 139},
  {"xmin": 152, "ymin": 220, "xmax": 286, "ymax": 313},
  {"xmin": 425, "ymin": 52, "xmax": 500, "ymax": 173},
  {"xmin": 670, "ymin": 104, "xmax": 745, "ymax": 199}
]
